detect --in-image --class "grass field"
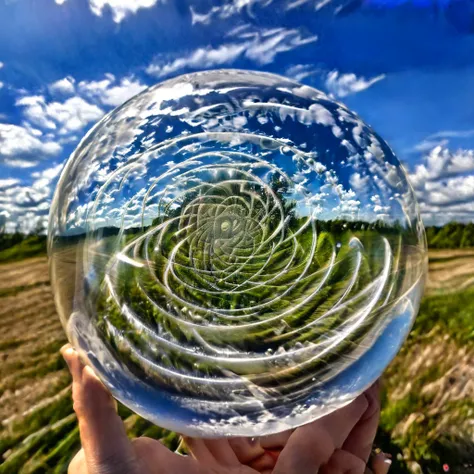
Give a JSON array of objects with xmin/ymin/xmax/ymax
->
[{"xmin": 0, "ymin": 250, "xmax": 473, "ymax": 473}]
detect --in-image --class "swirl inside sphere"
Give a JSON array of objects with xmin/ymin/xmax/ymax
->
[{"xmin": 48, "ymin": 69, "xmax": 427, "ymax": 437}]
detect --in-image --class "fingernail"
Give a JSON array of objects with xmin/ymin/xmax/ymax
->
[
  {"xmin": 61, "ymin": 347, "xmax": 83, "ymax": 381},
  {"xmin": 61, "ymin": 347, "xmax": 75, "ymax": 369},
  {"xmin": 60, "ymin": 343, "xmax": 70, "ymax": 354}
]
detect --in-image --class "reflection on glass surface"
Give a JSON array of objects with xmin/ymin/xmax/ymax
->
[{"xmin": 48, "ymin": 69, "xmax": 427, "ymax": 437}]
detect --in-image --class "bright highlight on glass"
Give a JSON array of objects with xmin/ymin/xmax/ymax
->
[{"xmin": 48, "ymin": 70, "xmax": 427, "ymax": 437}]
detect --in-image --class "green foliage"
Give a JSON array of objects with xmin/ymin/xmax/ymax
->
[
  {"xmin": 2, "ymin": 210, "xmax": 473, "ymax": 472},
  {"xmin": 411, "ymin": 287, "xmax": 474, "ymax": 347},
  {"xmin": 426, "ymin": 222, "xmax": 474, "ymax": 249},
  {"xmin": 379, "ymin": 286, "xmax": 474, "ymax": 473},
  {"xmin": 0, "ymin": 235, "xmax": 47, "ymax": 263}
]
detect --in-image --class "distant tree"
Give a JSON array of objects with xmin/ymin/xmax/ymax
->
[
  {"xmin": 460, "ymin": 222, "xmax": 474, "ymax": 248},
  {"xmin": 0, "ymin": 214, "xmax": 6, "ymax": 235},
  {"xmin": 31, "ymin": 218, "xmax": 46, "ymax": 237},
  {"xmin": 425, "ymin": 222, "xmax": 474, "ymax": 249}
]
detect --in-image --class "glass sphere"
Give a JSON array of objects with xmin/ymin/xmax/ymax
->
[{"xmin": 48, "ymin": 69, "xmax": 427, "ymax": 437}]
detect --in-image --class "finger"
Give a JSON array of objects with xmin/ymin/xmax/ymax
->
[
  {"xmin": 342, "ymin": 381, "xmax": 381, "ymax": 463},
  {"xmin": 201, "ymin": 438, "xmax": 241, "ymax": 467},
  {"xmin": 68, "ymin": 448, "xmax": 86, "ymax": 474},
  {"xmin": 227, "ymin": 436, "xmax": 280, "ymax": 472},
  {"xmin": 248, "ymin": 451, "xmax": 279, "ymax": 473},
  {"xmin": 259, "ymin": 429, "xmax": 293, "ymax": 450},
  {"xmin": 273, "ymin": 394, "xmax": 369, "ymax": 474},
  {"xmin": 132, "ymin": 437, "xmax": 197, "ymax": 474},
  {"xmin": 371, "ymin": 452, "xmax": 392, "ymax": 474},
  {"xmin": 227, "ymin": 437, "xmax": 265, "ymax": 464},
  {"xmin": 183, "ymin": 436, "xmax": 219, "ymax": 467},
  {"xmin": 61, "ymin": 344, "xmax": 81, "ymax": 380},
  {"xmin": 184, "ymin": 436, "xmax": 241, "ymax": 468},
  {"xmin": 62, "ymin": 344, "xmax": 120, "ymax": 414},
  {"xmin": 61, "ymin": 346, "xmax": 138, "ymax": 474},
  {"xmin": 320, "ymin": 449, "xmax": 366, "ymax": 474}
]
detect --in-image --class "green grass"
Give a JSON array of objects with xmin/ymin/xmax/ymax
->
[
  {"xmin": 0, "ymin": 236, "xmax": 47, "ymax": 264},
  {"xmin": 1, "ymin": 236, "xmax": 473, "ymax": 473},
  {"xmin": 0, "ymin": 365, "xmax": 179, "ymax": 474},
  {"xmin": 378, "ymin": 287, "xmax": 474, "ymax": 473},
  {"xmin": 411, "ymin": 287, "xmax": 474, "ymax": 348}
]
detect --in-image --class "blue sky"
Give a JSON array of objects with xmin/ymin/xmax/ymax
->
[{"xmin": 1, "ymin": 0, "xmax": 474, "ymax": 232}]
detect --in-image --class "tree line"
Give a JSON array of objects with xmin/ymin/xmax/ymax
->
[
  {"xmin": 425, "ymin": 222, "xmax": 474, "ymax": 249},
  {"xmin": 1, "ymin": 219, "xmax": 474, "ymax": 256}
]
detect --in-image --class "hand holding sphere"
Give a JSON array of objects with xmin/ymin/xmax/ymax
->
[
  {"xmin": 62, "ymin": 343, "xmax": 392, "ymax": 474},
  {"xmin": 49, "ymin": 70, "xmax": 427, "ymax": 437}
]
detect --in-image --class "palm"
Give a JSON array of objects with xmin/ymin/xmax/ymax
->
[
  {"xmin": 184, "ymin": 436, "xmax": 279, "ymax": 474},
  {"xmin": 129, "ymin": 436, "xmax": 262, "ymax": 474},
  {"xmin": 190, "ymin": 433, "xmax": 291, "ymax": 473}
]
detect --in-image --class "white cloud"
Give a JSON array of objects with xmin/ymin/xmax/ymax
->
[
  {"xmin": 370, "ymin": 194, "xmax": 390, "ymax": 217},
  {"xmin": 77, "ymin": 74, "xmax": 114, "ymax": 100},
  {"xmin": 286, "ymin": 0, "xmax": 313, "ymax": 10},
  {"xmin": 8, "ymin": 74, "xmax": 149, "ymax": 185},
  {"xmin": 0, "ymin": 82, "xmax": 4, "ymax": 89},
  {"xmin": 0, "ymin": 123, "xmax": 62, "ymax": 166},
  {"xmin": 0, "ymin": 61, "xmax": 3, "ymax": 69},
  {"xmin": 411, "ymin": 138, "xmax": 449, "ymax": 154},
  {"xmin": 409, "ymin": 146, "xmax": 474, "ymax": 190},
  {"xmin": 147, "ymin": 44, "xmax": 247, "ymax": 77},
  {"xmin": 349, "ymin": 172, "xmax": 369, "ymax": 192},
  {"xmin": 147, "ymin": 27, "xmax": 318, "ymax": 77},
  {"xmin": 31, "ymin": 163, "xmax": 64, "ymax": 182},
  {"xmin": 325, "ymin": 70, "xmax": 386, "ymax": 98},
  {"xmin": 409, "ymin": 145, "xmax": 474, "ymax": 224},
  {"xmin": 244, "ymin": 28, "xmax": 318, "ymax": 65},
  {"xmin": 0, "ymin": 178, "xmax": 20, "ymax": 189},
  {"xmin": 57, "ymin": 0, "xmax": 162, "ymax": 22},
  {"xmin": 409, "ymin": 129, "xmax": 474, "ymax": 156},
  {"xmin": 189, "ymin": 1, "xmax": 274, "ymax": 23},
  {"xmin": 78, "ymin": 75, "xmax": 147, "ymax": 106},
  {"xmin": 16, "ymin": 96, "xmax": 57, "ymax": 129},
  {"xmin": 315, "ymin": 0, "xmax": 332, "ymax": 10},
  {"xmin": 2, "ymin": 158, "xmax": 39, "ymax": 168},
  {"xmin": 190, "ymin": 5, "xmax": 220, "ymax": 25},
  {"xmin": 286, "ymin": 64, "xmax": 319, "ymax": 82},
  {"xmin": 16, "ymin": 95, "xmax": 104, "ymax": 135},
  {"xmin": 428, "ymin": 129, "xmax": 474, "ymax": 140},
  {"xmin": 89, "ymin": 0, "xmax": 160, "ymax": 23},
  {"xmin": 0, "ymin": 163, "xmax": 65, "ymax": 233},
  {"xmin": 48, "ymin": 97, "xmax": 104, "ymax": 134},
  {"xmin": 49, "ymin": 76, "xmax": 76, "ymax": 96}
]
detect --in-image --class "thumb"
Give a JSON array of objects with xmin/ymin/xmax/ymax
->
[{"xmin": 61, "ymin": 344, "xmax": 139, "ymax": 474}]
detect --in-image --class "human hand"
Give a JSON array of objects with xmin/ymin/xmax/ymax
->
[
  {"xmin": 269, "ymin": 379, "xmax": 391, "ymax": 474},
  {"xmin": 61, "ymin": 343, "xmax": 390, "ymax": 474},
  {"xmin": 61, "ymin": 344, "xmax": 260, "ymax": 474},
  {"xmin": 194, "ymin": 380, "xmax": 391, "ymax": 474}
]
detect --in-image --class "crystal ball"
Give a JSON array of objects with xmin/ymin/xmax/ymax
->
[{"xmin": 48, "ymin": 69, "xmax": 427, "ymax": 437}]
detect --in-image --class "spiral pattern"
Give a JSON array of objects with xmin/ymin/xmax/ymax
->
[{"xmin": 49, "ymin": 70, "xmax": 427, "ymax": 436}]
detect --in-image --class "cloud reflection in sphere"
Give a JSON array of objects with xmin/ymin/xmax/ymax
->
[{"xmin": 48, "ymin": 70, "xmax": 427, "ymax": 437}]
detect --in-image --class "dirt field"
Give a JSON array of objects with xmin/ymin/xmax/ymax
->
[
  {"xmin": 0, "ymin": 258, "xmax": 65, "ymax": 423},
  {"xmin": 1, "ymin": 252, "xmax": 473, "ymax": 473},
  {"xmin": 426, "ymin": 249, "xmax": 474, "ymax": 294}
]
